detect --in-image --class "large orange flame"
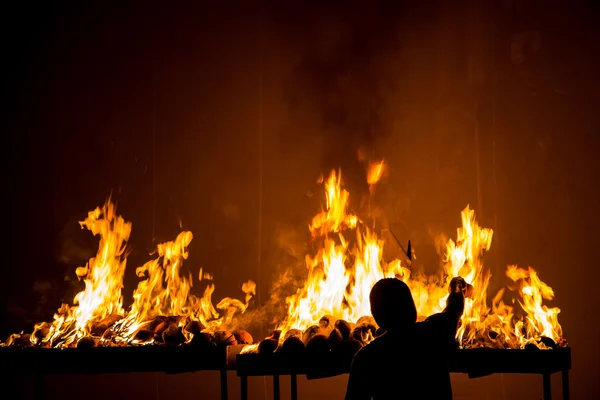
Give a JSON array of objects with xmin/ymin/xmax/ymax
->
[
  {"xmin": 14, "ymin": 200, "xmax": 255, "ymax": 348},
  {"xmin": 276, "ymin": 165, "xmax": 564, "ymax": 349}
]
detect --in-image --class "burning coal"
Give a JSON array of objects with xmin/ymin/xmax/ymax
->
[
  {"xmin": 1, "ymin": 200, "xmax": 256, "ymax": 349},
  {"xmin": 246, "ymin": 160, "xmax": 566, "ymax": 355}
]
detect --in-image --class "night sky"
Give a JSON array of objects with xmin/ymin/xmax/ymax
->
[{"xmin": 5, "ymin": 1, "xmax": 600, "ymax": 399}]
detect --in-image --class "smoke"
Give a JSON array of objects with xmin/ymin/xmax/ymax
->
[
  {"xmin": 236, "ymin": 2, "xmax": 410, "ymax": 337},
  {"xmin": 268, "ymin": 1, "xmax": 405, "ymax": 188},
  {"xmin": 233, "ymin": 266, "xmax": 305, "ymax": 336}
]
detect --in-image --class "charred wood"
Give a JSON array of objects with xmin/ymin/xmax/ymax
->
[
  {"xmin": 134, "ymin": 329, "xmax": 154, "ymax": 343},
  {"xmin": 214, "ymin": 330, "xmax": 237, "ymax": 347},
  {"xmin": 90, "ymin": 315, "xmax": 122, "ymax": 336},
  {"xmin": 328, "ymin": 328, "xmax": 343, "ymax": 347},
  {"xmin": 306, "ymin": 334, "xmax": 330, "ymax": 354},
  {"xmin": 184, "ymin": 320, "xmax": 205, "ymax": 335},
  {"xmin": 232, "ymin": 330, "xmax": 253, "ymax": 345},
  {"xmin": 280, "ymin": 336, "xmax": 305, "ymax": 355},
  {"xmin": 355, "ymin": 316, "xmax": 377, "ymax": 328},
  {"xmin": 162, "ymin": 325, "xmax": 185, "ymax": 346},
  {"xmin": 190, "ymin": 332, "xmax": 216, "ymax": 348},
  {"xmin": 334, "ymin": 320, "xmax": 352, "ymax": 340},
  {"xmin": 319, "ymin": 315, "xmax": 337, "ymax": 333},
  {"xmin": 283, "ymin": 329, "xmax": 302, "ymax": 341},
  {"xmin": 77, "ymin": 336, "xmax": 96, "ymax": 349},
  {"xmin": 302, "ymin": 325, "xmax": 323, "ymax": 345},
  {"xmin": 258, "ymin": 338, "xmax": 278, "ymax": 354}
]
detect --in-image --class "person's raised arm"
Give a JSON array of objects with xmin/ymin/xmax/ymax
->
[
  {"xmin": 443, "ymin": 276, "xmax": 473, "ymax": 321},
  {"xmin": 420, "ymin": 277, "xmax": 473, "ymax": 348}
]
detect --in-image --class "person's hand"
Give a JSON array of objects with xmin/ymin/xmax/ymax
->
[{"xmin": 449, "ymin": 276, "xmax": 474, "ymax": 298}]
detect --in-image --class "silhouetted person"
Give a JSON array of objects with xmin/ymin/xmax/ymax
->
[{"xmin": 345, "ymin": 276, "xmax": 473, "ymax": 400}]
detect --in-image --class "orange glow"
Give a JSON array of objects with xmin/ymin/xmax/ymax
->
[
  {"xmin": 14, "ymin": 199, "xmax": 255, "ymax": 348},
  {"xmin": 1, "ymin": 164, "xmax": 564, "ymax": 352},
  {"xmin": 275, "ymin": 166, "xmax": 564, "ymax": 349}
]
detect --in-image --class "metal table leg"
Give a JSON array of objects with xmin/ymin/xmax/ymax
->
[
  {"xmin": 562, "ymin": 370, "xmax": 570, "ymax": 400},
  {"xmin": 240, "ymin": 375, "xmax": 248, "ymax": 400},
  {"xmin": 542, "ymin": 373, "xmax": 551, "ymax": 400},
  {"xmin": 273, "ymin": 375, "xmax": 280, "ymax": 400},
  {"xmin": 220, "ymin": 369, "xmax": 228, "ymax": 400},
  {"xmin": 37, "ymin": 374, "xmax": 43, "ymax": 400},
  {"xmin": 290, "ymin": 374, "xmax": 297, "ymax": 400}
]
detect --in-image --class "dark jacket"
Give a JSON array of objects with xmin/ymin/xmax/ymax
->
[{"xmin": 345, "ymin": 295, "xmax": 463, "ymax": 400}]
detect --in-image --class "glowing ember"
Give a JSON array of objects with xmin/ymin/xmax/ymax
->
[
  {"xmin": 1, "ymin": 199, "xmax": 255, "ymax": 348},
  {"xmin": 272, "ymin": 164, "xmax": 564, "ymax": 350}
]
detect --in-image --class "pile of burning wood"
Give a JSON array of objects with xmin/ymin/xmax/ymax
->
[
  {"xmin": 1, "ymin": 200, "xmax": 256, "ymax": 352},
  {"xmin": 1, "ymin": 164, "xmax": 568, "ymax": 357},
  {"xmin": 251, "ymin": 315, "xmax": 378, "ymax": 357},
  {"xmin": 3, "ymin": 315, "xmax": 256, "ymax": 350}
]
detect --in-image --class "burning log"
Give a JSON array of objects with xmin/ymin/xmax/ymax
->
[
  {"xmin": 258, "ymin": 330, "xmax": 281, "ymax": 354},
  {"xmin": 155, "ymin": 320, "xmax": 176, "ymax": 340},
  {"xmin": 352, "ymin": 323, "xmax": 377, "ymax": 344},
  {"xmin": 32, "ymin": 322, "xmax": 51, "ymax": 344},
  {"xmin": 306, "ymin": 334, "xmax": 330, "ymax": 354},
  {"xmin": 302, "ymin": 325, "xmax": 328, "ymax": 345},
  {"xmin": 232, "ymin": 330, "xmax": 253, "ymax": 345},
  {"xmin": 184, "ymin": 320, "xmax": 205, "ymax": 336},
  {"xmin": 147, "ymin": 316, "xmax": 169, "ymax": 331},
  {"xmin": 14, "ymin": 334, "xmax": 31, "ymax": 347},
  {"xmin": 283, "ymin": 329, "xmax": 302, "ymax": 341},
  {"xmin": 328, "ymin": 328, "xmax": 343, "ymax": 347},
  {"xmin": 101, "ymin": 329, "xmax": 117, "ymax": 341},
  {"xmin": 355, "ymin": 316, "xmax": 377, "ymax": 329},
  {"xmin": 540, "ymin": 336, "xmax": 557, "ymax": 349},
  {"xmin": 90, "ymin": 315, "xmax": 123, "ymax": 336},
  {"xmin": 214, "ymin": 331, "xmax": 237, "ymax": 347},
  {"xmin": 258, "ymin": 338, "xmax": 278, "ymax": 354},
  {"xmin": 162, "ymin": 325, "xmax": 186, "ymax": 346},
  {"xmin": 77, "ymin": 336, "xmax": 96, "ymax": 349},
  {"xmin": 280, "ymin": 336, "xmax": 305, "ymax": 355},
  {"xmin": 190, "ymin": 332, "xmax": 215, "ymax": 348},
  {"xmin": 334, "ymin": 320, "xmax": 353, "ymax": 340},
  {"xmin": 134, "ymin": 329, "xmax": 154, "ymax": 343},
  {"xmin": 319, "ymin": 315, "xmax": 337, "ymax": 334}
]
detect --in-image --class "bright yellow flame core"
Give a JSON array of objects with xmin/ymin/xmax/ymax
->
[
  {"xmin": 277, "ymin": 169, "xmax": 564, "ymax": 349},
  {"xmin": 30, "ymin": 200, "xmax": 254, "ymax": 348}
]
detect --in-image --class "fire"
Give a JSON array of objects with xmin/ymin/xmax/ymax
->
[
  {"xmin": 39, "ymin": 201, "xmax": 131, "ymax": 347},
  {"xmin": 366, "ymin": 160, "xmax": 385, "ymax": 191},
  {"xmin": 277, "ymin": 168, "xmax": 403, "ymax": 334},
  {"xmin": 1, "ymin": 163, "xmax": 564, "ymax": 352},
  {"xmin": 506, "ymin": 265, "xmax": 563, "ymax": 348},
  {"xmin": 275, "ymin": 165, "xmax": 564, "ymax": 350},
  {"xmin": 4, "ymin": 199, "xmax": 255, "ymax": 348}
]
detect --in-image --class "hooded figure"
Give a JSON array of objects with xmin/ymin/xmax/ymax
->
[{"xmin": 345, "ymin": 277, "xmax": 472, "ymax": 400}]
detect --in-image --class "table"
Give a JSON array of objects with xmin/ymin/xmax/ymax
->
[
  {"xmin": 236, "ymin": 347, "xmax": 571, "ymax": 400},
  {"xmin": 0, "ymin": 345, "xmax": 245, "ymax": 400}
]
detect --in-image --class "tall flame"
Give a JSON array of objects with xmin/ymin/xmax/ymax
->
[
  {"xmin": 277, "ymin": 169, "xmax": 402, "ymax": 333},
  {"xmin": 20, "ymin": 199, "xmax": 255, "ymax": 348},
  {"xmin": 2, "ymin": 164, "xmax": 564, "ymax": 351},
  {"xmin": 41, "ymin": 200, "xmax": 131, "ymax": 347},
  {"xmin": 276, "ymin": 166, "xmax": 564, "ymax": 349},
  {"xmin": 442, "ymin": 206, "xmax": 494, "ymax": 345}
]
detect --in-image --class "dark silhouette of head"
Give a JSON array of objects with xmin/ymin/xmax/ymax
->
[{"xmin": 370, "ymin": 278, "xmax": 417, "ymax": 331}]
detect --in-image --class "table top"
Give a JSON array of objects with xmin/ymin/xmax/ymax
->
[
  {"xmin": 0, "ymin": 345, "xmax": 231, "ymax": 375},
  {"xmin": 235, "ymin": 347, "xmax": 572, "ymax": 379},
  {"xmin": 0, "ymin": 345, "xmax": 571, "ymax": 378}
]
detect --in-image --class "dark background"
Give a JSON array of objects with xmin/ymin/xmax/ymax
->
[{"xmin": 4, "ymin": 1, "xmax": 599, "ymax": 399}]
